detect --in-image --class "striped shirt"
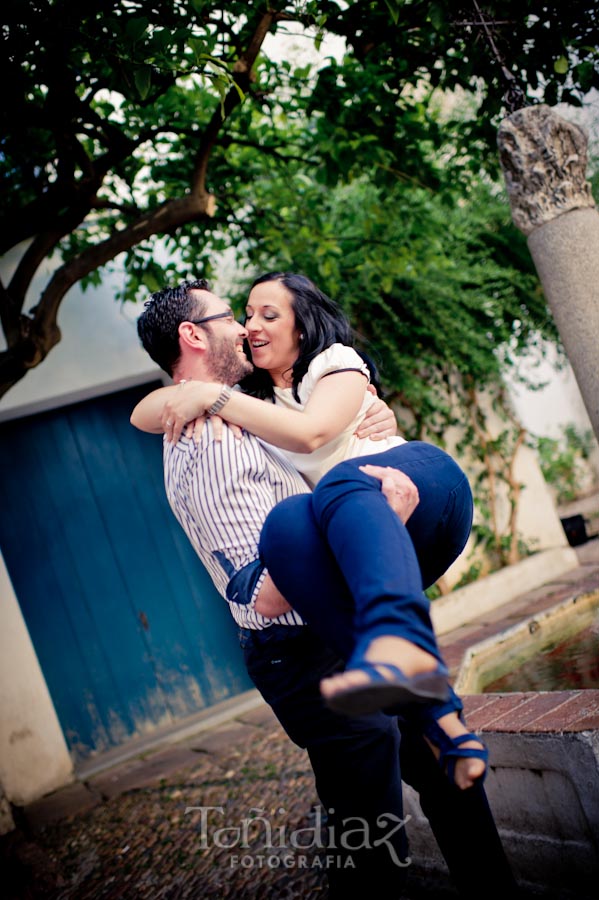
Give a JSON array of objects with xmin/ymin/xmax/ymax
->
[{"xmin": 163, "ymin": 423, "xmax": 310, "ymax": 630}]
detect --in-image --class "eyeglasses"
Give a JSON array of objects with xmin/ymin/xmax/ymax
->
[{"xmin": 188, "ymin": 311, "xmax": 235, "ymax": 326}]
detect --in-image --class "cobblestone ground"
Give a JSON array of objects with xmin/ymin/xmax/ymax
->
[{"xmin": 3, "ymin": 725, "xmax": 335, "ymax": 900}]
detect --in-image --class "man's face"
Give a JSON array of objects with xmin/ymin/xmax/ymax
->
[{"xmin": 191, "ymin": 290, "xmax": 253, "ymax": 385}]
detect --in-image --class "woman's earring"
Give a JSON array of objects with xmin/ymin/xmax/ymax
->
[{"xmin": 299, "ymin": 333, "xmax": 304, "ymax": 341}]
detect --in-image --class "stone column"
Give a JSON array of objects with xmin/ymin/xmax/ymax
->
[{"xmin": 498, "ymin": 104, "xmax": 599, "ymax": 441}]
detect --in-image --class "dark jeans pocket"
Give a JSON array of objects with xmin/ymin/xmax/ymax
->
[{"xmin": 243, "ymin": 628, "xmax": 344, "ymax": 748}]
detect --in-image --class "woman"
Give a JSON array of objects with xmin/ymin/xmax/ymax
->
[{"xmin": 132, "ymin": 272, "xmax": 487, "ymax": 789}]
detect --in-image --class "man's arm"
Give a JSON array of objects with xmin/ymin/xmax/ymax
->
[{"xmin": 179, "ymin": 426, "xmax": 306, "ymax": 621}]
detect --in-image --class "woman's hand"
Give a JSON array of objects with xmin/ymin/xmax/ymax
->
[
  {"xmin": 360, "ymin": 464, "xmax": 419, "ymax": 524},
  {"xmin": 162, "ymin": 381, "xmax": 221, "ymax": 443},
  {"xmin": 354, "ymin": 386, "xmax": 397, "ymax": 440}
]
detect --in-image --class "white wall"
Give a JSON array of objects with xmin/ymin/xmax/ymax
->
[
  {"xmin": 439, "ymin": 394, "xmax": 570, "ymax": 592},
  {"xmin": 508, "ymin": 342, "xmax": 597, "ymax": 441},
  {"xmin": 506, "ymin": 344, "xmax": 599, "ymax": 495},
  {"xmin": 0, "ymin": 248, "xmax": 162, "ymax": 421},
  {"xmin": 0, "ymin": 553, "xmax": 74, "ymax": 805}
]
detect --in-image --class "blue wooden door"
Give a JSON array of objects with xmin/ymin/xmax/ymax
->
[{"xmin": 0, "ymin": 384, "xmax": 251, "ymax": 762}]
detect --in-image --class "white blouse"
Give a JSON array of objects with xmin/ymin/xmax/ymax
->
[{"xmin": 271, "ymin": 344, "xmax": 406, "ymax": 487}]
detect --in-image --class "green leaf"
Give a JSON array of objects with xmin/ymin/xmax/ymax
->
[
  {"xmin": 134, "ymin": 67, "xmax": 152, "ymax": 100},
  {"xmin": 384, "ymin": 0, "xmax": 400, "ymax": 25},
  {"xmin": 293, "ymin": 64, "xmax": 312, "ymax": 80},
  {"xmin": 189, "ymin": 37, "xmax": 209, "ymax": 62},
  {"xmin": 125, "ymin": 17, "xmax": 149, "ymax": 43},
  {"xmin": 214, "ymin": 76, "xmax": 227, "ymax": 118},
  {"xmin": 575, "ymin": 60, "xmax": 594, "ymax": 92},
  {"xmin": 429, "ymin": 3, "xmax": 445, "ymax": 32},
  {"xmin": 4, "ymin": 0, "xmax": 581, "ymax": 408},
  {"xmin": 232, "ymin": 80, "xmax": 246, "ymax": 104}
]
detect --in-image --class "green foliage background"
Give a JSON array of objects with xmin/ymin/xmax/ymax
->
[{"xmin": 225, "ymin": 165, "xmax": 556, "ymax": 430}]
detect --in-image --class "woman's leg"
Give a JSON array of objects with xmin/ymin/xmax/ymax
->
[
  {"xmin": 260, "ymin": 474, "xmax": 485, "ymax": 787},
  {"xmin": 261, "ymin": 443, "xmax": 472, "ymax": 638},
  {"xmin": 307, "ymin": 443, "xmax": 470, "ymax": 659},
  {"xmin": 309, "ymin": 442, "xmax": 485, "ymax": 780},
  {"xmin": 260, "ymin": 488, "xmax": 484, "ymax": 787},
  {"xmin": 359, "ymin": 443, "xmax": 484, "ymax": 785},
  {"xmin": 259, "ymin": 493, "xmax": 358, "ymax": 660},
  {"xmin": 399, "ymin": 717, "xmax": 519, "ymax": 896},
  {"xmin": 313, "ymin": 441, "xmax": 473, "ymax": 594},
  {"xmin": 261, "ymin": 444, "xmax": 454, "ymax": 711}
]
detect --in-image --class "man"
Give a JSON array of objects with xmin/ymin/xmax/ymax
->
[{"xmin": 135, "ymin": 278, "xmax": 518, "ymax": 899}]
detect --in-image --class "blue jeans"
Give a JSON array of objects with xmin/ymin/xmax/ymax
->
[
  {"xmin": 240, "ymin": 624, "xmax": 409, "ymax": 897},
  {"xmin": 259, "ymin": 441, "xmax": 473, "ymax": 668}
]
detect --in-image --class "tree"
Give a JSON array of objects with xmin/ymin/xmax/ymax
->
[{"xmin": 1, "ymin": 0, "xmax": 597, "ymax": 398}]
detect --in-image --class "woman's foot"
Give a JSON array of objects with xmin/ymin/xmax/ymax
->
[
  {"xmin": 423, "ymin": 711, "xmax": 488, "ymax": 790},
  {"xmin": 320, "ymin": 636, "xmax": 449, "ymax": 714}
]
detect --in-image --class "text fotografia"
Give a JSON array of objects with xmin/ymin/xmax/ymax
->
[
  {"xmin": 184, "ymin": 805, "xmax": 411, "ymax": 868},
  {"xmin": 229, "ymin": 852, "xmax": 354, "ymax": 870}
]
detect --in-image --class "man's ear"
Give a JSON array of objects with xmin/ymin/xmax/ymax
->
[{"xmin": 178, "ymin": 321, "xmax": 207, "ymax": 351}]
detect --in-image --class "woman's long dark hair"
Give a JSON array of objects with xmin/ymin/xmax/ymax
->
[{"xmin": 239, "ymin": 272, "xmax": 380, "ymax": 401}]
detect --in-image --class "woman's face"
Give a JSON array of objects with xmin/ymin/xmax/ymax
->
[{"xmin": 245, "ymin": 280, "xmax": 302, "ymax": 386}]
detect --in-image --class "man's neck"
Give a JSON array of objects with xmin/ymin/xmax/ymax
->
[
  {"xmin": 173, "ymin": 364, "xmax": 212, "ymax": 384},
  {"xmin": 173, "ymin": 364, "xmax": 237, "ymax": 388}
]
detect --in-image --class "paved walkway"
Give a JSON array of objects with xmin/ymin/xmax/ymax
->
[
  {"xmin": 3, "ymin": 539, "xmax": 599, "ymax": 899},
  {"xmin": 5, "ymin": 703, "xmax": 332, "ymax": 900}
]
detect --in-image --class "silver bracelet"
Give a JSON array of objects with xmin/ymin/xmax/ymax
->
[{"xmin": 206, "ymin": 384, "xmax": 233, "ymax": 417}]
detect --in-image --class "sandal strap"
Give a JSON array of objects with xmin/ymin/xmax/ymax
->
[
  {"xmin": 353, "ymin": 660, "xmax": 409, "ymax": 686},
  {"xmin": 441, "ymin": 735, "xmax": 488, "ymax": 772},
  {"xmin": 444, "ymin": 744, "xmax": 489, "ymax": 763},
  {"xmin": 445, "ymin": 741, "xmax": 489, "ymax": 785},
  {"xmin": 450, "ymin": 731, "xmax": 485, "ymax": 749},
  {"xmin": 421, "ymin": 718, "xmax": 488, "ymax": 781},
  {"xmin": 421, "ymin": 716, "xmax": 455, "ymax": 753}
]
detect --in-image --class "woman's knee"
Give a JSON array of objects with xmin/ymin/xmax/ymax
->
[
  {"xmin": 312, "ymin": 459, "xmax": 377, "ymax": 522},
  {"xmin": 260, "ymin": 495, "xmax": 314, "ymax": 560},
  {"xmin": 317, "ymin": 458, "xmax": 372, "ymax": 491}
]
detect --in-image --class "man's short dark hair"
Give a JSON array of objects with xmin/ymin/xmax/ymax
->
[{"xmin": 137, "ymin": 279, "xmax": 211, "ymax": 375}]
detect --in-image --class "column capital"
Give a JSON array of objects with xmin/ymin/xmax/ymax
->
[{"xmin": 498, "ymin": 105, "xmax": 595, "ymax": 235}]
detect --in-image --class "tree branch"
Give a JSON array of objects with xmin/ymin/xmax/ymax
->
[
  {"xmin": 191, "ymin": 9, "xmax": 277, "ymax": 195},
  {"xmin": 220, "ymin": 135, "xmax": 313, "ymax": 165},
  {"xmin": 0, "ymin": 192, "xmax": 216, "ymax": 398},
  {"xmin": 0, "ymin": 126, "xmax": 139, "ymax": 256},
  {"xmin": 0, "ymin": 6, "xmax": 295, "ymax": 397}
]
